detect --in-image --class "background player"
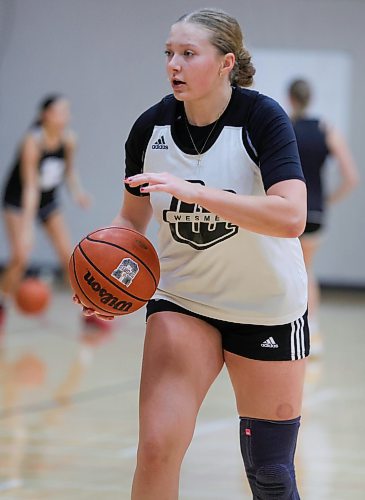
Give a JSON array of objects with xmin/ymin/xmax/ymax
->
[
  {"xmin": 0, "ymin": 95, "xmax": 94, "ymax": 331},
  {"xmin": 288, "ymin": 79, "xmax": 359, "ymax": 351}
]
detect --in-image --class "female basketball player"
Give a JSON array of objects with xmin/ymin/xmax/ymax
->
[
  {"xmin": 78, "ymin": 9, "xmax": 309, "ymax": 498},
  {"xmin": 0, "ymin": 95, "xmax": 94, "ymax": 331},
  {"xmin": 288, "ymin": 79, "xmax": 359, "ymax": 352}
]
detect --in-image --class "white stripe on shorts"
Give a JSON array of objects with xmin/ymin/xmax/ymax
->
[
  {"xmin": 291, "ymin": 317, "xmax": 305, "ymax": 360},
  {"xmin": 299, "ymin": 316, "xmax": 305, "ymax": 358}
]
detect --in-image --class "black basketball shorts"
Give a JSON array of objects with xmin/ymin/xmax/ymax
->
[
  {"xmin": 3, "ymin": 198, "xmax": 60, "ymax": 223},
  {"xmin": 146, "ymin": 299, "xmax": 310, "ymax": 361},
  {"xmin": 302, "ymin": 221, "xmax": 322, "ymax": 235}
]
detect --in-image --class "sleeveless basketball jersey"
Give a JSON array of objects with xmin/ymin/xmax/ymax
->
[
  {"xmin": 292, "ymin": 118, "xmax": 329, "ymax": 224},
  {"xmin": 125, "ymin": 87, "xmax": 308, "ymax": 325},
  {"xmin": 2, "ymin": 126, "xmax": 67, "ymax": 208}
]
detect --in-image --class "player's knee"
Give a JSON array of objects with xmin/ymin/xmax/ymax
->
[
  {"xmin": 137, "ymin": 439, "xmax": 170, "ymax": 469},
  {"xmin": 136, "ymin": 431, "xmax": 187, "ymax": 470},
  {"xmin": 10, "ymin": 251, "xmax": 28, "ymax": 270},
  {"xmin": 256, "ymin": 464, "xmax": 295, "ymax": 499},
  {"xmin": 239, "ymin": 416, "xmax": 301, "ymax": 499}
]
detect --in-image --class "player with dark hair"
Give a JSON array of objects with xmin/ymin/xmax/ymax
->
[{"xmin": 0, "ymin": 95, "xmax": 101, "ymax": 331}]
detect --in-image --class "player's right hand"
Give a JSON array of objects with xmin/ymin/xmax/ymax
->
[{"xmin": 72, "ymin": 294, "xmax": 115, "ymax": 321}]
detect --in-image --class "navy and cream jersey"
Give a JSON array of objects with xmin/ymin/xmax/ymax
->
[
  {"xmin": 125, "ymin": 87, "xmax": 308, "ymax": 325},
  {"xmin": 2, "ymin": 126, "xmax": 67, "ymax": 208},
  {"xmin": 292, "ymin": 118, "xmax": 330, "ymax": 224}
]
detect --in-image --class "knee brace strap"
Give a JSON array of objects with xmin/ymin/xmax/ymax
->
[{"xmin": 239, "ymin": 416, "xmax": 301, "ymax": 499}]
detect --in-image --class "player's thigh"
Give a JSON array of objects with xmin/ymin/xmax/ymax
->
[
  {"xmin": 300, "ymin": 234, "xmax": 321, "ymax": 268},
  {"xmin": 43, "ymin": 210, "xmax": 72, "ymax": 265},
  {"xmin": 3, "ymin": 208, "xmax": 29, "ymax": 261},
  {"xmin": 139, "ymin": 311, "xmax": 224, "ymax": 440},
  {"xmin": 225, "ymin": 352, "xmax": 306, "ymax": 420}
]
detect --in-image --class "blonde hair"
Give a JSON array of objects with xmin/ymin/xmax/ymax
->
[{"xmin": 176, "ymin": 8, "xmax": 255, "ymax": 87}]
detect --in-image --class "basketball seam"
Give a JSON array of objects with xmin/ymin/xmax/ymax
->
[
  {"xmin": 85, "ymin": 235, "xmax": 158, "ymax": 288},
  {"xmin": 71, "ymin": 251, "xmax": 117, "ymax": 315},
  {"xmin": 78, "ymin": 243, "xmax": 148, "ymax": 302},
  {"xmin": 89, "ymin": 226, "xmax": 158, "ymax": 262},
  {"xmin": 87, "ymin": 227, "xmax": 158, "ymax": 274}
]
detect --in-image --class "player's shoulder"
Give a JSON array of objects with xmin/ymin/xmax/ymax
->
[
  {"xmin": 227, "ymin": 87, "xmax": 285, "ymax": 126},
  {"xmin": 246, "ymin": 90, "xmax": 287, "ymax": 121},
  {"xmin": 21, "ymin": 126, "xmax": 43, "ymax": 152},
  {"xmin": 26, "ymin": 125, "xmax": 42, "ymax": 142},
  {"xmin": 63, "ymin": 129, "xmax": 77, "ymax": 149},
  {"xmin": 130, "ymin": 94, "xmax": 176, "ymax": 133}
]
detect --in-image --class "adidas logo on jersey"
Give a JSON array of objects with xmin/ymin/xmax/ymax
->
[
  {"xmin": 261, "ymin": 337, "xmax": 279, "ymax": 348},
  {"xmin": 152, "ymin": 136, "xmax": 168, "ymax": 149}
]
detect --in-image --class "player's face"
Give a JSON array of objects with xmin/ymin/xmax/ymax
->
[
  {"xmin": 43, "ymin": 99, "xmax": 71, "ymax": 129},
  {"xmin": 165, "ymin": 22, "xmax": 224, "ymax": 102}
]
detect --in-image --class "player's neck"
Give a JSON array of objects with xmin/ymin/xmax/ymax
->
[
  {"xmin": 184, "ymin": 85, "xmax": 232, "ymax": 126},
  {"xmin": 42, "ymin": 124, "xmax": 64, "ymax": 144}
]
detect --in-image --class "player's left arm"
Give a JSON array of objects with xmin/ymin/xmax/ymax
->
[
  {"xmin": 126, "ymin": 173, "xmax": 306, "ymax": 238},
  {"xmin": 195, "ymin": 178, "xmax": 306, "ymax": 237},
  {"xmin": 64, "ymin": 131, "xmax": 91, "ymax": 208},
  {"xmin": 325, "ymin": 126, "xmax": 359, "ymax": 205}
]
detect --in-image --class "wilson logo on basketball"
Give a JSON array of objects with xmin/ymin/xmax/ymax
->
[{"xmin": 83, "ymin": 270, "xmax": 133, "ymax": 312}]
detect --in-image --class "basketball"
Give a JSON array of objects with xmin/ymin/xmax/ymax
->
[
  {"xmin": 69, "ymin": 226, "xmax": 160, "ymax": 316},
  {"xmin": 15, "ymin": 278, "xmax": 51, "ymax": 315}
]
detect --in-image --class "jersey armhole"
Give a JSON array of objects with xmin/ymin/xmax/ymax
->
[{"xmin": 242, "ymin": 128, "xmax": 259, "ymax": 166}]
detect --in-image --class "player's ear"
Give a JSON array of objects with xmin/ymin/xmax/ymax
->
[
  {"xmin": 219, "ymin": 53, "xmax": 235, "ymax": 76},
  {"xmin": 224, "ymin": 53, "xmax": 235, "ymax": 71}
]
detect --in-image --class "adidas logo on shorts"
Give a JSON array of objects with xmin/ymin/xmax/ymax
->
[
  {"xmin": 152, "ymin": 135, "xmax": 168, "ymax": 149},
  {"xmin": 261, "ymin": 337, "xmax": 279, "ymax": 348}
]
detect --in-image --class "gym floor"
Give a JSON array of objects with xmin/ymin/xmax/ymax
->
[{"xmin": 0, "ymin": 286, "xmax": 364, "ymax": 499}]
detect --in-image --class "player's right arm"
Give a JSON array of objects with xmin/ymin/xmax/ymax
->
[
  {"xmin": 112, "ymin": 191, "xmax": 152, "ymax": 235},
  {"xmin": 112, "ymin": 103, "xmax": 158, "ymax": 233},
  {"xmin": 76, "ymin": 106, "xmax": 156, "ymax": 318}
]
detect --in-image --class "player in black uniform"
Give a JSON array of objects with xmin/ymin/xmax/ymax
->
[
  {"xmin": 0, "ymin": 95, "xmax": 91, "ymax": 331},
  {"xmin": 77, "ymin": 9, "xmax": 309, "ymax": 499},
  {"xmin": 288, "ymin": 79, "xmax": 359, "ymax": 350}
]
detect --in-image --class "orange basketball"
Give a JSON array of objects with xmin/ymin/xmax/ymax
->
[
  {"xmin": 68, "ymin": 226, "xmax": 160, "ymax": 316},
  {"xmin": 15, "ymin": 278, "xmax": 51, "ymax": 315}
]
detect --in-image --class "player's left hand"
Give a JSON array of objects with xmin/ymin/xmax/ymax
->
[
  {"xmin": 125, "ymin": 172, "xmax": 201, "ymax": 204},
  {"xmin": 75, "ymin": 192, "xmax": 92, "ymax": 209}
]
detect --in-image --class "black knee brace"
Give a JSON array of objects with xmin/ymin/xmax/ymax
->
[{"xmin": 239, "ymin": 416, "xmax": 301, "ymax": 499}]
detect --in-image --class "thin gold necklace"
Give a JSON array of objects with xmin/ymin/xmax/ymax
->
[
  {"xmin": 184, "ymin": 91, "xmax": 232, "ymax": 167},
  {"xmin": 184, "ymin": 114, "xmax": 221, "ymax": 167}
]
